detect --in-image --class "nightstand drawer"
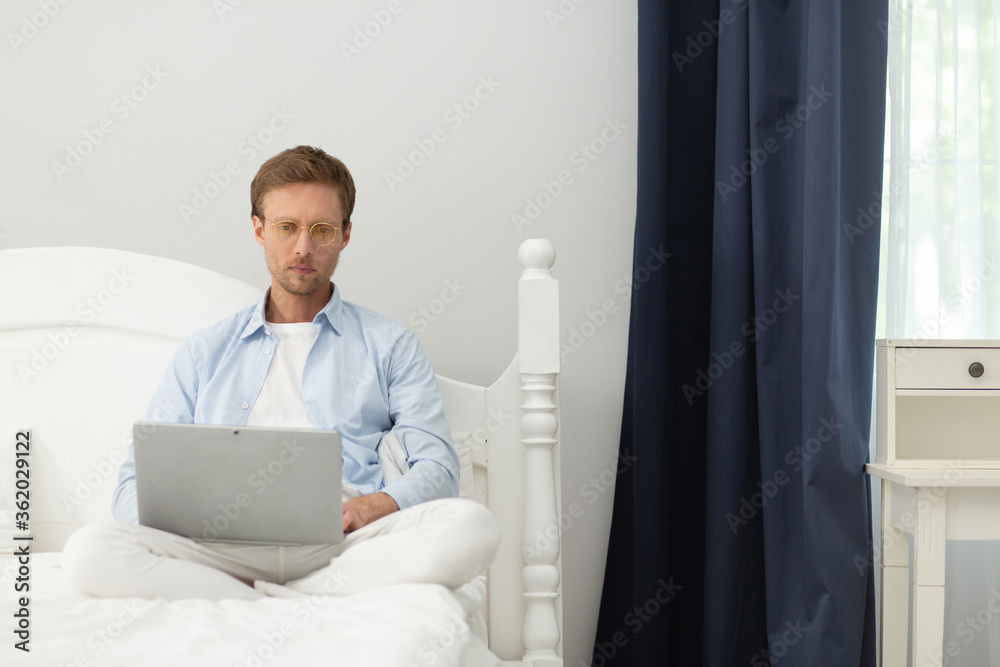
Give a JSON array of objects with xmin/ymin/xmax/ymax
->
[
  {"xmin": 895, "ymin": 394, "xmax": 1000, "ymax": 460},
  {"xmin": 895, "ymin": 347, "xmax": 1000, "ymax": 389}
]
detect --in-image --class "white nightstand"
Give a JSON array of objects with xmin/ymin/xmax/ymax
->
[{"xmin": 867, "ymin": 339, "xmax": 1000, "ymax": 667}]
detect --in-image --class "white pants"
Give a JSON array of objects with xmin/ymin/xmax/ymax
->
[{"xmin": 63, "ymin": 498, "xmax": 500, "ymax": 601}]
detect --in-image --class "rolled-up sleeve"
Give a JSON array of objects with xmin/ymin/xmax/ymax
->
[{"xmin": 379, "ymin": 330, "xmax": 459, "ymax": 509}]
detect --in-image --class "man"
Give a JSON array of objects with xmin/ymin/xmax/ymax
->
[{"xmin": 63, "ymin": 146, "xmax": 500, "ymax": 601}]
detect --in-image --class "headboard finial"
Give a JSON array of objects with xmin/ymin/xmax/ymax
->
[{"xmin": 518, "ymin": 239, "xmax": 555, "ymax": 277}]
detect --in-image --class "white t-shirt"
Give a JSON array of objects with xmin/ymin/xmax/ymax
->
[
  {"xmin": 247, "ymin": 320, "xmax": 360, "ymax": 502},
  {"xmin": 246, "ymin": 321, "xmax": 317, "ymax": 429}
]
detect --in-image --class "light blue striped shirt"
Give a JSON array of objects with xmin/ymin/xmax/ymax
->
[{"xmin": 112, "ymin": 284, "xmax": 459, "ymax": 523}]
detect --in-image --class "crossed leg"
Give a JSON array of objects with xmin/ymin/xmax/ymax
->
[{"xmin": 63, "ymin": 498, "xmax": 500, "ymax": 601}]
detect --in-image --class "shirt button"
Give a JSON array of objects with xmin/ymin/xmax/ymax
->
[
  {"xmin": 241, "ymin": 402, "xmax": 249, "ymax": 410},
  {"xmin": 264, "ymin": 348, "xmax": 271, "ymax": 355},
  {"xmin": 265, "ymin": 329, "xmax": 271, "ymax": 336}
]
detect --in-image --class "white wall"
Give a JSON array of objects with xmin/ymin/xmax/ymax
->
[{"xmin": 1, "ymin": 2, "xmax": 637, "ymax": 664}]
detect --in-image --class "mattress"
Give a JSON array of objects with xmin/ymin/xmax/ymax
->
[{"xmin": 0, "ymin": 553, "xmax": 501, "ymax": 666}]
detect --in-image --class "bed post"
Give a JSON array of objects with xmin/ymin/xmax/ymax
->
[{"xmin": 517, "ymin": 239, "xmax": 561, "ymax": 666}]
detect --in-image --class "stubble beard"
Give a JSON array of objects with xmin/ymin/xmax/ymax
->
[{"xmin": 265, "ymin": 246, "xmax": 337, "ymax": 297}]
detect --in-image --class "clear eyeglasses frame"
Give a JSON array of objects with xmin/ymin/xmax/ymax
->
[{"xmin": 263, "ymin": 218, "xmax": 342, "ymax": 246}]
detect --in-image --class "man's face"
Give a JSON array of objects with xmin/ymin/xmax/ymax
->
[{"xmin": 253, "ymin": 181, "xmax": 351, "ymax": 299}]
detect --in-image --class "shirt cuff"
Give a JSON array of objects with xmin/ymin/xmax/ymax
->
[
  {"xmin": 380, "ymin": 460, "xmax": 459, "ymax": 510},
  {"xmin": 380, "ymin": 478, "xmax": 421, "ymax": 511}
]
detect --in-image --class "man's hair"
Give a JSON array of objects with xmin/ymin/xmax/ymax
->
[{"xmin": 250, "ymin": 145, "xmax": 356, "ymax": 223}]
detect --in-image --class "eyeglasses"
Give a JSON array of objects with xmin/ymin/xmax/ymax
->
[{"xmin": 264, "ymin": 218, "xmax": 342, "ymax": 246}]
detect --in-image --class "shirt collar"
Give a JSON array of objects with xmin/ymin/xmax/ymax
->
[{"xmin": 240, "ymin": 283, "xmax": 344, "ymax": 339}]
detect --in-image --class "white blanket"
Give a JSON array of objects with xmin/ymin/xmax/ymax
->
[{"xmin": 0, "ymin": 554, "xmax": 499, "ymax": 666}]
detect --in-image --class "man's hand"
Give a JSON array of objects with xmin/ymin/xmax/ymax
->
[{"xmin": 343, "ymin": 492, "xmax": 399, "ymax": 533}]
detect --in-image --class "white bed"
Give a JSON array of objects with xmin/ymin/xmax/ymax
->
[{"xmin": 0, "ymin": 241, "xmax": 563, "ymax": 666}]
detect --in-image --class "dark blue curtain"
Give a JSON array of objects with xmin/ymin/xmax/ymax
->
[{"xmin": 593, "ymin": 1, "xmax": 886, "ymax": 665}]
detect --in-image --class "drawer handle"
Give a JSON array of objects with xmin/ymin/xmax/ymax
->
[{"xmin": 970, "ymin": 362, "xmax": 985, "ymax": 378}]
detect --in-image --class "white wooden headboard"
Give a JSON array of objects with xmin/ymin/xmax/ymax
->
[{"xmin": 0, "ymin": 242, "xmax": 563, "ymax": 666}]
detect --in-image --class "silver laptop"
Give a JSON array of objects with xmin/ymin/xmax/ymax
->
[{"xmin": 134, "ymin": 422, "xmax": 344, "ymax": 546}]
